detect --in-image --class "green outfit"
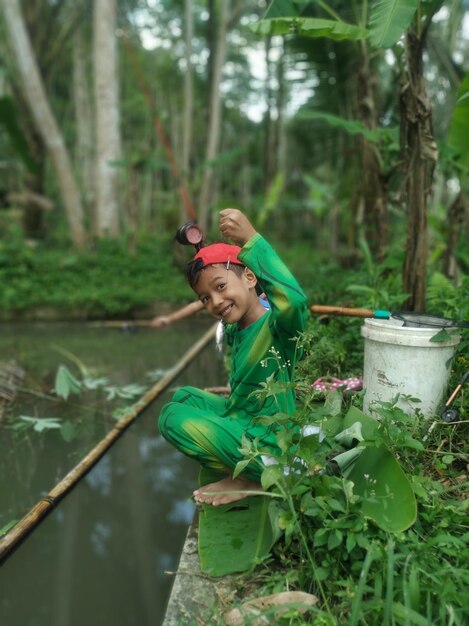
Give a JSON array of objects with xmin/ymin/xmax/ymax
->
[{"xmin": 158, "ymin": 233, "xmax": 308, "ymax": 480}]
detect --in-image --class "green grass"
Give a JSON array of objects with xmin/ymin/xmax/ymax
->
[{"xmin": 0, "ymin": 232, "xmax": 191, "ymax": 317}]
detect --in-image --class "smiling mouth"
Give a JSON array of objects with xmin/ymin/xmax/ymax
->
[{"xmin": 219, "ymin": 304, "xmax": 233, "ymax": 318}]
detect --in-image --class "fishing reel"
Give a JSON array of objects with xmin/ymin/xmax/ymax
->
[
  {"xmin": 175, "ymin": 221, "xmax": 204, "ymax": 251},
  {"xmin": 440, "ymin": 407, "xmax": 460, "ymax": 423},
  {"xmin": 440, "ymin": 369, "xmax": 468, "ymax": 423}
]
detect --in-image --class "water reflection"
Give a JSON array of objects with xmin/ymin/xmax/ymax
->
[{"xmin": 0, "ymin": 320, "xmax": 225, "ymax": 626}]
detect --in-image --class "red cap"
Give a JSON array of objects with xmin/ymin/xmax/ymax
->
[{"xmin": 194, "ymin": 243, "xmax": 242, "ymax": 267}]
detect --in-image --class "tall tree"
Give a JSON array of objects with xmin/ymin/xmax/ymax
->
[
  {"xmin": 256, "ymin": 0, "xmax": 453, "ymax": 308},
  {"xmin": 1, "ymin": 0, "xmax": 86, "ymax": 247},
  {"xmin": 397, "ymin": 12, "xmax": 439, "ymax": 311},
  {"xmin": 73, "ymin": 21, "xmax": 95, "ymax": 222},
  {"xmin": 356, "ymin": 37, "xmax": 388, "ymax": 260},
  {"xmin": 181, "ymin": 0, "xmax": 194, "ymax": 222},
  {"xmin": 93, "ymin": 0, "xmax": 122, "ymax": 237},
  {"xmin": 197, "ymin": 0, "xmax": 230, "ymax": 231}
]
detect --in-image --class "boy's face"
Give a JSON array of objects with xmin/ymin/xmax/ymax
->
[{"xmin": 193, "ymin": 264, "xmax": 261, "ymax": 328}]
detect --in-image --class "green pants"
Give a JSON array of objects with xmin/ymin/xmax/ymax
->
[{"xmin": 158, "ymin": 386, "xmax": 279, "ymax": 481}]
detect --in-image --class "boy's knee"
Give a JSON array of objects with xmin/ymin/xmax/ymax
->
[
  {"xmin": 171, "ymin": 385, "xmax": 198, "ymax": 403},
  {"xmin": 158, "ymin": 401, "xmax": 190, "ymax": 439}
]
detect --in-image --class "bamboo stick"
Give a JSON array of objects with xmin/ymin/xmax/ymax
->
[
  {"xmin": 89, "ymin": 320, "xmax": 156, "ymax": 328},
  {"xmin": 310, "ymin": 305, "xmax": 376, "ymax": 318},
  {"xmin": 0, "ymin": 323, "xmax": 218, "ymax": 564}
]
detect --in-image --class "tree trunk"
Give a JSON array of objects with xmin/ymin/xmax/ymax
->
[
  {"xmin": 263, "ymin": 36, "xmax": 274, "ymax": 193},
  {"xmin": 72, "ymin": 23, "xmax": 95, "ymax": 223},
  {"xmin": 400, "ymin": 29, "xmax": 438, "ymax": 310},
  {"xmin": 275, "ymin": 42, "xmax": 286, "ymax": 179},
  {"xmin": 93, "ymin": 0, "xmax": 122, "ymax": 237},
  {"xmin": 197, "ymin": 0, "xmax": 230, "ymax": 232},
  {"xmin": 2, "ymin": 0, "xmax": 86, "ymax": 247},
  {"xmin": 357, "ymin": 42, "xmax": 388, "ymax": 261},
  {"xmin": 181, "ymin": 0, "xmax": 193, "ymax": 223}
]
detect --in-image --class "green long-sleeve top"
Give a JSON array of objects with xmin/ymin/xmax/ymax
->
[{"xmin": 224, "ymin": 233, "xmax": 308, "ymax": 422}]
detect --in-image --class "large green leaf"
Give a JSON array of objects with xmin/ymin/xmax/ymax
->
[
  {"xmin": 197, "ymin": 467, "xmax": 280, "ymax": 576},
  {"xmin": 326, "ymin": 407, "xmax": 417, "ymax": 532},
  {"xmin": 448, "ymin": 73, "xmax": 469, "ymax": 170},
  {"xmin": 369, "ymin": 0, "xmax": 419, "ymax": 48},
  {"xmin": 342, "ymin": 405, "xmax": 380, "ymax": 440},
  {"xmin": 347, "ymin": 445, "xmax": 417, "ymax": 532},
  {"xmin": 198, "ymin": 496, "xmax": 279, "ymax": 576},
  {"xmin": 251, "ymin": 17, "xmax": 367, "ymax": 41}
]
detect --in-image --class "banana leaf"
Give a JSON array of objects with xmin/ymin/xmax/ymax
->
[
  {"xmin": 328, "ymin": 406, "xmax": 417, "ymax": 532},
  {"xmin": 198, "ymin": 496, "xmax": 279, "ymax": 576},
  {"xmin": 347, "ymin": 445, "xmax": 417, "ymax": 532},
  {"xmin": 197, "ymin": 468, "xmax": 280, "ymax": 576},
  {"xmin": 369, "ymin": 0, "xmax": 419, "ymax": 48},
  {"xmin": 251, "ymin": 17, "xmax": 367, "ymax": 41}
]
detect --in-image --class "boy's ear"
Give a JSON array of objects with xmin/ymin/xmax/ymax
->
[{"xmin": 243, "ymin": 267, "xmax": 258, "ymax": 289}]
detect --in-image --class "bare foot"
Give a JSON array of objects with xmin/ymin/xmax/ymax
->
[{"xmin": 193, "ymin": 476, "xmax": 263, "ymax": 506}]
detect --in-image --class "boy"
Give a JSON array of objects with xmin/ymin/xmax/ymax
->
[{"xmin": 158, "ymin": 208, "xmax": 308, "ymax": 506}]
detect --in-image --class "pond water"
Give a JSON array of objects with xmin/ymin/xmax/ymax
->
[{"xmin": 0, "ymin": 319, "xmax": 225, "ymax": 626}]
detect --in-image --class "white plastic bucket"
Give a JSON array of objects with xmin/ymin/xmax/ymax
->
[{"xmin": 361, "ymin": 317, "xmax": 460, "ymax": 418}]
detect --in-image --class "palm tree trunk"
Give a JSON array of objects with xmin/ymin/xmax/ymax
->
[
  {"xmin": 2, "ymin": 0, "xmax": 86, "ymax": 247},
  {"xmin": 93, "ymin": 0, "xmax": 122, "ymax": 237},
  {"xmin": 73, "ymin": 23, "xmax": 95, "ymax": 223}
]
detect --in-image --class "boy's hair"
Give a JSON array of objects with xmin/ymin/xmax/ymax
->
[
  {"xmin": 186, "ymin": 259, "xmax": 245, "ymax": 288},
  {"xmin": 187, "ymin": 242, "xmax": 245, "ymax": 288}
]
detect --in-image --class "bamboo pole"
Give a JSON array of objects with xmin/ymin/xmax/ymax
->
[
  {"xmin": 310, "ymin": 305, "xmax": 376, "ymax": 318},
  {"xmin": 89, "ymin": 320, "xmax": 156, "ymax": 328},
  {"xmin": 0, "ymin": 323, "xmax": 218, "ymax": 564}
]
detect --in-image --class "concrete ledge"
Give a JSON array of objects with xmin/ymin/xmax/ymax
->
[{"xmin": 162, "ymin": 519, "xmax": 221, "ymax": 625}]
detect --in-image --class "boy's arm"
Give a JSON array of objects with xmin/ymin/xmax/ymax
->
[
  {"xmin": 219, "ymin": 208, "xmax": 257, "ymax": 245},
  {"xmin": 151, "ymin": 300, "xmax": 204, "ymax": 327},
  {"xmin": 219, "ymin": 209, "xmax": 308, "ymax": 338},
  {"xmin": 240, "ymin": 234, "xmax": 308, "ymax": 336}
]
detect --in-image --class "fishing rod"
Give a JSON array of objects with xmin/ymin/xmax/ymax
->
[
  {"xmin": 0, "ymin": 323, "xmax": 218, "ymax": 565},
  {"xmin": 311, "ymin": 305, "xmax": 469, "ymax": 329}
]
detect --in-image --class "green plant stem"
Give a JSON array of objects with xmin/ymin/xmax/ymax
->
[
  {"xmin": 284, "ymin": 490, "xmax": 334, "ymax": 620},
  {"xmin": 348, "ymin": 546, "xmax": 375, "ymax": 626},
  {"xmin": 384, "ymin": 537, "xmax": 395, "ymax": 626},
  {"xmin": 402, "ymin": 554, "xmax": 412, "ymax": 626}
]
